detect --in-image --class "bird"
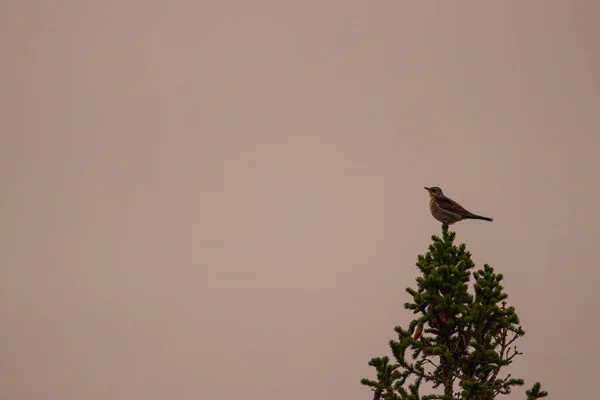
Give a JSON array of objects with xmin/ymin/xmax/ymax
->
[{"xmin": 424, "ymin": 186, "xmax": 493, "ymax": 225}]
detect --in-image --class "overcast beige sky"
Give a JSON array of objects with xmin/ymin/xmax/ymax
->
[{"xmin": 1, "ymin": 1, "xmax": 599, "ymax": 399}]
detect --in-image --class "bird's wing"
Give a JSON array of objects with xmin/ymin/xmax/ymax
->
[{"xmin": 436, "ymin": 196, "xmax": 472, "ymax": 215}]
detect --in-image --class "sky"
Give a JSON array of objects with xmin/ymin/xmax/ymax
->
[{"xmin": 1, "ymin": 1, "xmax": 599, "ymax": 399}]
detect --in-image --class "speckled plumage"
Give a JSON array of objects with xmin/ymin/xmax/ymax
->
[{"xmin": 424, "ymin": 186, "xmax": 493, "ymax": 225}]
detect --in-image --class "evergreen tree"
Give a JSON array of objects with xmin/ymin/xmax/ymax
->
[{"xmin": 361, "ymin": 225, "xmax": 547, "ymax": 400}]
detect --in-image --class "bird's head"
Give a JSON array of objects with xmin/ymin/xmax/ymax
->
[{"xmin": 424, "ymin": 186, "xmax": 444, "ymax": 198}]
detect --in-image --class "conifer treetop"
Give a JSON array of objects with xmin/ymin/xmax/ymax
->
[{"xmin": 361, "ymin": 225, "xmax": 547, "ymax": 400}]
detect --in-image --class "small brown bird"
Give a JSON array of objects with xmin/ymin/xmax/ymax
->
[{"xmin": 424, "ymin": 186, "xmax": 493, "ymax": 225}]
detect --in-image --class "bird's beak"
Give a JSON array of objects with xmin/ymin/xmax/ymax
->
[{"xmin": 424, "ymin": 187, "xmax": 431, "ymax": 192}]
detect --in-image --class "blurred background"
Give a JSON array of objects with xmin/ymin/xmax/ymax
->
[{"xmin": 1, "ymin": 1, "xmax": 598, "ymax": 399}]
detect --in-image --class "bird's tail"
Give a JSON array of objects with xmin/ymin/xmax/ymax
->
[{"xmin": 468, "ymin": 214, "xmax": 493, "ymax": 222}]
